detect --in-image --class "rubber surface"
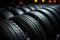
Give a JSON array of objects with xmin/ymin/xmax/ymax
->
[
  {"xmin": 9, "ymin": 14, "xmax": 46, "ymax": 40},
  {"xmin": 0, "ymin": 8, "xmax": 14, "ymax": 19},
  {"xmin": 44, "ymin": 7, "xmax": 60, "ymax": 32},
  {"xmin": 4, "ymin": 7, "xmax": 24, "ymax": 15},
  {"xmin": 0, "ymin": 20, "xmax": 27, "ymax": 40},
  {"xmin": 34, "ymin": 9, "xmax": 58, "ymax": 33},
  {"xmin": 24, "ymin": 11, "xmax": 54, "ymax": 40},
  {"xmin": 27, "ymin": 5, "xmax": 36, "ymax": 10},
  {"xmin": 17, "ymin": 6, "xmax": 31, "ymax": 12}
]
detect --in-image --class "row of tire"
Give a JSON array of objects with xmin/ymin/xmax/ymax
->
[{"xmin": 0, "ymin": 4, "xmax": 60, "ymax": 40}]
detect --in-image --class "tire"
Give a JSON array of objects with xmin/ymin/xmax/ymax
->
[
  {"xmin": 24, "ymin": 11, "xmax": 54, "ymax": 40},
  {"xmin": 50, "ymin": 6, "xmax": 60, "ymax": 15},
  {"xmin": 34, "ymin": 9, "xmax": 58, "ymax": 34},
  {"xmin": 0, "ymin": 8, "xmax": 14, "ymax": 19},
  {"xmin": 4, "ymin": 7, "xmax": 24, "ymax": 15},
  {"xmin": 44, "ymin": 7, "xmax": 60, "ymax": 33},
  {"xmin": 0, "ymin": 20, "xmax": 27, "ymax": 40},
  {"xmin": 17, "ymin": 6, "xmax": 31, "ymax": 12},
  {"xmin": 9, "ymin": 14, "xmax": 46, "ymax": 40},
  {"xmin": 27, "ymin": 5, "xmax": 36, "ymax": 10},
  {"xmin": 33, "ymin": 5, "xmax": 41, "ymax": 10}
]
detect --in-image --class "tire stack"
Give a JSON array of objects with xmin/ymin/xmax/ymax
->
[{"xmin": 0, "ymin": 4, "xmax": 60, "ymax": 40}]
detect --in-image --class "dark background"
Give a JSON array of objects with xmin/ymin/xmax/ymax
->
[{"xmin": 0, "ymin": 0, "xmax": 59, "ymax": 6}]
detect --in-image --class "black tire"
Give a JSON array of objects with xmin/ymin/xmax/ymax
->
[
  {"xmin": 0, "ymin": 20, "xmax": 17, "ymax": 40},
  {"xmin": 44, "ymin": 7, "xmax": 60, "ymax": 32},
  {"xmin": 55, "ymin": 7, "xmax": 60, "ymax": 16},
  {"xmin": 38, "ymin": 5, "xmax": 44, "ymax": 8},
  {"xmin": 17, "ymin": 6, "xmax": 31, "ymax": 12},
  {"xmin": 0, "ymin": 8, "xmax": 14, "ymax": 19},
  {"xmin": 46, "ymin": 7, "xmax": 60, "ymax": 20},
  {"xmin": 33, "ymin": 5, "xmax": 41, "ymax": 10},
  {"xmin": 12, "ymin": 8, "xmax": 24, "ymax": 15},
  {"xmin": 0, "ymin": 20, "xmax": 27, "ymax": 40},
  {"xmin": 50, "ymin": 6, "xmax": 60, "ymax": 16},
  {"xmin": 51, "ymin": 5, "xmax": 60, "ymax": 15},
  {"xmin": 4, "ymin": 7, "xmax": 24, "ymax": 15},
  {"xmin": 24, "ymin": 11, "xmax": 54, "ymax": 40},
  {"xmin": 27, "ymin": 5, "xmax": 36, "ymax": 10},
  {"xmin": 9, "ymin": 14, "xmax": 46, "ymax": 40},
  {"xmin": 30, "ymin": 5, "xmax": 38, "ymax": 10},
  {"xmin": 34, "ymin": 9, "xmax": 58, "ymax": 33}
]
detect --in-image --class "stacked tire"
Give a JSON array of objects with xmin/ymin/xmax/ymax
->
[{"xmin": 0, "ymin": 4, "xmax": 60, "ymax": 40}]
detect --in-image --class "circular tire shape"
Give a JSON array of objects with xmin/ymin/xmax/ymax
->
[
  {"xmin": 9, "ymin": 14, "xmax": 46, "ymax": 40},
  {"xmin": 0, "ymin": 8, "xmax": 14, "ymax": 19},
  {"xmin": 27, "ymin": 5, "xmax": 36, "ymax": 10},
  {"xmin": 33, "ymin": 5, "xmax": 41, "ymax": 10},
  {"xmin": 50, "ymin": 6, "xmax": 60, "ymax": 16},
  {"xmin": 44, "ymin": 7, "xmax": 60, "ymax": 33},
  {"xmin": 4, "ymin": 7, "xmax": 24, "ymax": 15},
  {"xmin": 46, "ymin": 7, "xmax": 60, "ymax": 20},
  {"xmin": 34, "ymin": 9, "xmax": 58, "ymax": 34},
  {"xmin": 51, "ymin": 5, "xmax": 60, "ymax": 15},
  {"xmin": 0, "ymin": 20, "xmax": 27, "ymax": 40},
  {"xmin": 17, "ymin": 6, "xmax": 31, "ymax": 12},
  {"xmin": 24, "ymin": 11, "xmax": 54, "ymax": 40},
  {"xmin": 49, "ymin": 6, "xmax": 60, "ymax": 18},
  {"xmin": 30, "ymin": 5, "xmax": 38, "ymax": 10}
]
